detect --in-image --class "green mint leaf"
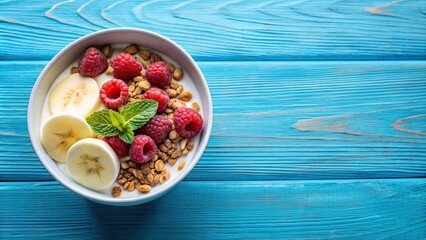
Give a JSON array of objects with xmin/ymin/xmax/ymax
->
[
  {"xmin": 86, "ymin": 110, "xmax": 120, "ymax": 136},
  {"xmin": 86, "ymin": 100, "xmax": 157, "ymax": 142},
  {"xmin": 118, "ymin": 125, "xmax": 134, "ymax": 144},
  {"xmin": 109, "ymin": 110, "xmax": 126, "ymax": 132},
  {"xmin": 121, "ymin": 100, "xmax": 158, "ymax": 130}
]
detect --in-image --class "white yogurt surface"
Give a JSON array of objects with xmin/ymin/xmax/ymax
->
[{"xmin": 40, "ymin": 44, "xmax": 203, "ymax": 197}]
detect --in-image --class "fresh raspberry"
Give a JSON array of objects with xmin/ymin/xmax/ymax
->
[
  {"xmin": 110, "ymin": 53, "xmax": 142, "ymax": 81},
  {"xmin": 141, "ymin": 87, "xmax": 169, "ymax": 113},
  {"xmin": 130, "ymin": 135, "xmax": 157, "ymax": 163},
  {"xmin": 174, "ymin": 107, "xmax": 204, "ymax": 138},
  {"xmin": 145, "ymin": 61, "xmax": 172, "ymax": 87},
  {"xmin": 99, "ymin": 79, "xmax": 129, "ymax": 109},
  {"xmin": 136, "ymin": 115, "xmax": 171, "ymax": 144},
  {"xmin": 78, "ymin": 47, "xmax": 108, "ymax": 77},
  {"xmin": 102, "ymin": 136, "xmax": 130, "ymax": 158}
]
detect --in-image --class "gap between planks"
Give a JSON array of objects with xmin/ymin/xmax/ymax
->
[{"xmin": 2, "ymin": 176, "xmax": 425, "ymax": 183}]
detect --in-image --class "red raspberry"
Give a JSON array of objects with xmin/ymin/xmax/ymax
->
[
  {"xmin": 78, "ymin": 47, "xmax": 108, "ymax": 77},
  {"xmin": 99, "ymin": 79, "xmax": 128, "ymax": 109},
  {"xmin": 174, "ymin": 107, "xmax": 203, "ymax": 138},
  {"xmin": 141, "ymin": 87, "xmax": 169, "ymax": 113},
  {"xmin": 110, "ymin": 53, "xmax": 142, "ymax": 81},
  {"xmin": 102, "ymin": 136, "xmax": 130, "ymax": 158},
  {"xmin": 130, "ymin": 135, "xmax": 157, "ymax": 163},
  {"xmin": 145, "ymin": 61, "xmax": 172, "ymax": 87},
  {"xmin": 136, "ymin": 115, "xmax": 171, "ymax": 144}
]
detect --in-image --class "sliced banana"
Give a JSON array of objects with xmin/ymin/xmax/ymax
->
[
  {"xmin": 49, "ymin": 73, "xmax": 100, "ymax": 117},
  {"xmin": 67, "ymin": 138, "xmax": 119, "ymax": 190},
  {"xmin": 41, "ymin": 113, "xmax": 93, "ymax": 163}
]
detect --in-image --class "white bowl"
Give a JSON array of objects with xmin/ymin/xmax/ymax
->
[{"xmin": 27, "ymin": 28, "xmax": 212, "ymax": 206}]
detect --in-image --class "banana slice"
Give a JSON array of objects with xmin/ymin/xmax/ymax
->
[
  {"xmin": 49, "ymin": 73, "xmax": 100, "ymax": 117},
  {"xmin": 41, "ymin": 113, "xmax": 93, "ymax": 162},
  {"xmin": 67, "ymin": 138, "xmax": 119, "ymax": 190}
]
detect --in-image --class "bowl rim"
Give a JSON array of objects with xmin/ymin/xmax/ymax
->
[{"xmin": 27, "ymin": 28, "xmax": 213, "ymax": 204}]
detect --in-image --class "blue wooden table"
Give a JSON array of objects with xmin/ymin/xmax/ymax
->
[{"xmin": 1, "ymin": 0, "xmax": 425, "ymax": 239}]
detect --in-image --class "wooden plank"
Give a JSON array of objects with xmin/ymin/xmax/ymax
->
[
  {"xmin": 0, "ymin": 0, "xmax": 425, "ymax": 60},
  {"xmin": 0, "ymin": 179, "xmax": 425, "ymax": 239},
  {"xmin": 1, "ymin": 61, "xmax": 425, "ymax": 181}
]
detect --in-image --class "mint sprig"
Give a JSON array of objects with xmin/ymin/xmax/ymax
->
[
  {"xmin": 118, "ymin": 126, "xmax": 134, "ymax": 144},
  {"xmin": 109, "ymin": 110, "xmax": 126, "ymax": 131},
  {"xmin": 86, "ymin": 100, "xmax": 158, "ymax": 144},
  {"xmin": 86, "ymin": 110, "xmax": 120, "ymax": 136},
  {"xmin": 121, "ymin": 100, "xmax": 159, "ymax": 130}
]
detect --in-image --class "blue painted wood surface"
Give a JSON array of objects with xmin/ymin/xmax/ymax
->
[
  {"xmin": 0, "ymin": 0, "xmax": 425, "ymax": 239},
  {"xmin": 1, "ymin": 0, "xmax": 426, "ymax": 60},
  {"xmin": 1, "ymin": 61, "xmax": 426, "ymax": 181},
  {"xmin": 1, "ymin": 180, "xmax": 425, "ymax": 239}
]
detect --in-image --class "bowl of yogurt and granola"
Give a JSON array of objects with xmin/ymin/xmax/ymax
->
[{"xmin": 27, "ymin": 28, "xmax": 212, "ymax": 206}]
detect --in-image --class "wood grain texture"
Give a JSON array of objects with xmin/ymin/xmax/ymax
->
[
  {"xmin": 1, "ymin": 0, "xmax": 426, "ymax": 60},
  {"xmin": 0, "ymin": 179, "xmax": 425, "ymax": 239},
  {"xmin": 1, "ymin": 61, "xmax": 425, "ymax": 181},
  {"xmin": 1, "ymin": 1, "xmax": 425, "ymax": 239}
]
